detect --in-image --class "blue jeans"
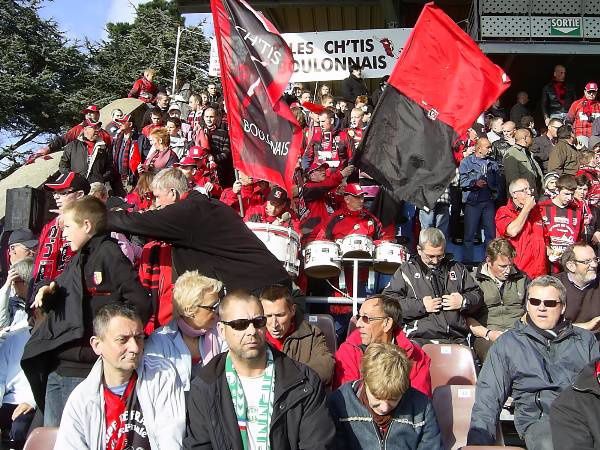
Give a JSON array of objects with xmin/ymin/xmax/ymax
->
[
  {"xmin": 419, "ymin": 203, "xmax": 450, "ymax": 240},
  {"xmin": 463, "ymin": 201, "xmax": 495, "ymax": 263},
  {"xmin": 43, "ymin": 371, "xmax": 85, "ymax": 427}
]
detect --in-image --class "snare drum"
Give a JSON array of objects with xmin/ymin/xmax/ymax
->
[
  {"xmin": 303, "ymin": 241, "xmax": 341, "ymax": 279},
  {"xmin": 246, "ymin": 222, "xmax": 300, "ymax": 277},
  {"xmin": 374, "ymin": 242, "xmax": 409, "ymax": 274},
  {"xmin": 339, "ymin": 234, "xmax": 374, "ymax": 258}
]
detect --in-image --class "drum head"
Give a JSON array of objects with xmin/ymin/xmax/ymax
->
[
  {"xmin": 304, "ymin": 265, "xmax": 341, "ymax": 279},
  {"xmin": 373, "ymin": 261, "xmax": 401, "ymax": 275}
]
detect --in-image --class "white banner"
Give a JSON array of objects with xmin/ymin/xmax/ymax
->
[
  {"xmin": 283, "ymin": 28, "xmax": 412, "ymax": 82},
  {"xmin": 208, "ymin": 28, "xmax": 412, "ymax": 82}
]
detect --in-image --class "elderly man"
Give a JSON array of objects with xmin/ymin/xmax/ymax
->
[
  {"xmin": 333, "ymin": 294, "xmax": 432, "ymax": 395},
  {"xmin": 496, "ymin": 178, "xmax": 548, "ymax": 278},
  {"xmin": 107, "ymin": 168, "xmax": 290, "ymax": 295},
  {"xmin": 259, "ymin": 285, "xmax": 334, "ymax": 385},
  {"xmin": 503, "ymin": 128, "xmax": 543, "ymax": 196},
  {"xmin": 531, "ymin": 118, "xmax": 562, "ymax": 173},
  {"xmin": 541, "ymin": 64, "xmax": 577, "ymax": 124},
  {"xmin": 184, "ymin": 290, "xmax": 335, "ymax": 449},
  {"xmin": 468, "ymin": 238, "xmax": 527, "ymax": 361},
  {"xmin": 556, "ymin": 242, "xmax": 600, "ymax": 331},
  {"xmin": 467, "ymin": 276, "xmax": 599, "ymax": 450},
  {"xmin": 55, "ymin": 303, "xmax": 185, "ymax": 449},
  {"xmin": 384, "ymin": 227, "xmax": 483, "ymax": 345},
  {"xmin": 567, "ymin": 82, "xmax": 600, "ymax": 138},
  {"xmin": 7, "ymin": 230, "xmax": 37, "ymax": 265}
]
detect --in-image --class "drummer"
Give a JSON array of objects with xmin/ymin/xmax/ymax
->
[{"xmin": 243, "ymin": 186, "xmax": 301, "ymax": 234}]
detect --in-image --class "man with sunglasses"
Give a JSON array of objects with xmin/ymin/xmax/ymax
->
[
  {"xmin": 333, "ymin": 294, "xmax": 432, "ymax": 396},
  {"xmin": 384, "ymin": 227, "xmax": 483, "ymax": 346},
  {"xmin": 468, "ymin": 275, "xmax": 600, "ymax": 450},
  {"xmin": 531, "ymin": 118, "xmax": 562, "ymax": 174},
  {"xmin": 184, "ymin": 290, "xmax": 335, "ymax": 449},
  {"xmin": 556, "ymin": 242, "xmax": 600, "ymax": 331},
  {"xmin": 33, "ymin": 172, "xmax": 90, "ymax": 283},
  {"xmin": 496, "ymin": 178, "xmax": 548, "ymax": 278}
]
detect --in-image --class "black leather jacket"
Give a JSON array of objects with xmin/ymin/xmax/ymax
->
[{"xmin": 541, "ymin": 81, "xmax": 577, "ymax": 118}]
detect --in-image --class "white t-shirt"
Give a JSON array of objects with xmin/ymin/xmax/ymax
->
[{"xmin": 239, "ymin": 374, "xmax": 271, "ymax": 450}]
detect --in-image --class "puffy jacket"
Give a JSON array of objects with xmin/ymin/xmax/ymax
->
[
  {"xmin": 551, "ymin": 361, "xmax": 600, "ymax": 450},
  {"xmin": 384, "ymin": 257, "xmax": 483, "ymax": 342},
  {"xmin": 473, "ymin": 264, "xmax": 528, "ymax": 331},
  {"xmin": 333, "ymin": 328, "xmax": 432, "ymax": 396},
  {"xmin": 59, "ymin": 137, "xmax": 113, "ymax": 184},
  {"xmin": 541, "ymin": 81, "xmax": 577, "ymax": 118},
  {"xmin": 328, "ymin": 381, "xmax": 443, "ymax": 450},
  {"xmin": 183, "ymin": 349, "xmax": 335, "ymax": 450},
  {"xmin": 468, "ymin": 319, "xmax": 600, "ymax": 444},
  {"xmin": 55, "ymin": 356, "xmax": 185, "ymax": 449}
]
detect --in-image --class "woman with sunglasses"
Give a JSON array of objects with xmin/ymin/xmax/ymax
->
[{"xmin": 145, "ymin": 271, "xmax": 227, "ymax": 391}]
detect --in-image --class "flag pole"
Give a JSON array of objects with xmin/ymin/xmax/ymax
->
[
  {"xmin": 234, "ymin": 168, "xmax": 244, "ymax": 217},
  {"xmin": 172, "ymin": 26, "xmax": 183, "ymax": 96}
]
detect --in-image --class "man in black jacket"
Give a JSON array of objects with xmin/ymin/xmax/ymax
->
[
  {"xmin": 341, "ymin": 64, "xmax": 369, "ymax": 104},
  {"xmin": 551, "ymin": 360, "xmax": 600, "ymax": 450},
  {"xmin": 384, "ymin": 227, "xmax": 483, "ymax": 345},
  {"xmin": 184, "ymin": 290, "xmax": 335, "ymax": 450},
  {"xmin": 541, "ymin": 65, "xmax": 577, "ymax": 125},
  {"xmin": 106, "ymin": 168, "xmax": 290, "ymax": 294}
]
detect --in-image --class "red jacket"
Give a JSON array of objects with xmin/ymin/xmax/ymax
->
[
  {"xmin": 333, "ymin": 328, "xmax": 432, "ymax": 397},
  {"xmin": 219, "ymin": 183, "xmax": 268, "ymax": 214},
  {"xmin": 567, "ymin": 97, "xmax": 600, "ymax": 137},
  {"xmin": 303, "ymin": 129, "xmax": 351, "ymax": 168},
  {"xmin": 317, "ymin": 205, "xmax": 394, "ymax": 242},
  {"xmin": 496, "ymin": 200, "xmax": 548, "ymax": 278},
  {"xmin": 33, "ymin": 217, "xmax": 76, "ymax": 283},
  {"xmin": 128, "ymin": 76, "xmax": 158, "ymax": 103},
  {"xmin": 243, "ymin": 203, "xmax": 301, "ymax": 234},
  {"xmin": 299, "ymin": 169, "xmax": 344, "ymax": 243}
]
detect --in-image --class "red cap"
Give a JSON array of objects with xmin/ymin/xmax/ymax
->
[
  {"xmin": 174, "ymin": 156, "xmax": 197, "ymax": 167},
  {"xmin": 307, "ymin": 161, "xmax": 329, "ymax": 173},
  {"xmin": 187, "ymin": 146, "xmax": 209, "ymax": 159},
  {"xmin": 585, "ymin": 82, "xmax": 598, "ymax": 92},
  {"xmin": 45, "ymin": 172, "xmax": 90, "ymax": 194},
  {"xmin": 115, "ymin": 114, "xmax": 131, "ymax": 124},
  {"xmin": 344, "ymin": 183, "xmax": 366, "ymax": 196},
  {"xmin": 82, "ymin": 105, "xmax": 100, "ymax": 114}
]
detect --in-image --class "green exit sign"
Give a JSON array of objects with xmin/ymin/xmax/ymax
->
[{"xmin": 550, "ymin": 18, "xmax": 582, "ymax": 37}]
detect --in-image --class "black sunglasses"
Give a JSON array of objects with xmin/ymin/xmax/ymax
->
[
  {"xmin": 221, "ymin": 316, "xmax": 267, "ymax": 331},
  {"xmin": 354, "ymin": 314, "xmax": 387, "ymax": 324},
  {"xmin": 197, "ymin": 301, "xmax": 220, "ymax": 313},
  {"xmin": 528, "ymin": 298, "xmax": 562, "ymax": 308}
]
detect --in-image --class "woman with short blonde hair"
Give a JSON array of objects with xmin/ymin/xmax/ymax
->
[
  {"xmin": 140, "ymin": 127, "xmax": 179, "ymax": 173},
  {"xmin": 145, "ymin": 271, "xmax": 227, "ymax": 391},
  {"xmin": 329, "ymin": 343, "xmax": 442, "ymax": 449}
]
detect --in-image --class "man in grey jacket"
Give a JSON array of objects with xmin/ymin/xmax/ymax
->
[
  {"xmin": 55, "ymin": 303, "xmax": 185, "ymax": 449},
  {"xmin": 467, "ymin": 275, "xmax": 600, "ymax": 450}
]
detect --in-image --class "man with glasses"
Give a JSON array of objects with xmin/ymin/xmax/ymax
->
[
  {"xmin": 531, "ymin": 118, "xmax": 562, "ymax": 174},
  {"xmin": 384, "ymin": 227, "xmax": 483, "ymax": 346},
  {"xmin": 333, "ymin": 294, "xmax": 431, "ymax": 396},
  {"xmin": 567, "ymin": 82, "xmax": 600, "ymax": 139},
  {"xmin": 556, "ymin": 242, "xmax": 600, "ymax": 331},
  {"xmin": 468, "ymin": 275, "xmax": 599, "ymax": 450},
  {"xmin": 33, "ymin": 172, "xmax": 90, "ymax": 283},
  {"xmin": 184, "ymin": 290, "xmax": 335, "ymax": 449},
  {"xmin": 6, "ymin": 230, "xmax": 37, "ymax": 265},
  {"xmin": 468, "ymin": 238, "xmax": 527, "ymax": 361},
  {"xmin": 539, "ymin": 174, "xmax": 583, "ymax": 272},
  {"xmin": 504, "ymin": 128, "xmax": 543, "ymax": 197},
  {"xmin": 496, "ymin": 178, "xmax": 547, "ymax": 278}
]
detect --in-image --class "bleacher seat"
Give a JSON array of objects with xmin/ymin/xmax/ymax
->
[
  {"xmin": 23, "ymin": 427, "xmax": 58, "ymax": 450},
  {"xmin": 432, "ymin": 385, "xmax": 504, "ymax": 450},
  {"xmin": 305, "ymin": 314, "xmax": 337, "ymax": 354},
  {"xmin": 346, "ymin": 315, "xmax": 357, "ymax": 339},
  {"xmin": 422, "ymin": 344, "xmax": 477, "ymax": 390}
]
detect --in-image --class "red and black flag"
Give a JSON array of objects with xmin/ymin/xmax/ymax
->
[
  {"xmin": 210, "ymin": 0, "xmax": 302, "ymax": 196},
  {"xmin": 355, "ymin": 3, "xmax": 510, "ymax": 209}
]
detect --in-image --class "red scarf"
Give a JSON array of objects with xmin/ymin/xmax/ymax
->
[
  {"xmin": 85, "ymin": 139, "xmax": 95, "ymax": 156},
  {"xmin": 104, "ymin": 372, "xmax": 138, "ymax": 450},
  {"xmin": 553, "ymin": 81, "xmax": 567, "ymax": 106},
  {"xmin": 265, "ymin": 322, "xmax": 296, "ymax": 351}
]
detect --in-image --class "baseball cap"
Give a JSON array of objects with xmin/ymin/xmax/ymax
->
[
  {"xmin": 45, "ymin": 172, "xmax": 91, "ymax": 194},
  {"xmin": 344, "ymin": 183, "xmax": 366, "ymax": 197},
  {"xmin": 8, "ymin": 229, "xmax": 38, "ymax": 249},
  {"xmin": 82, "ymin": 105, "xmax": 100, "ymax": 114},
  {"xmin": 83, "ymin": 119, "xmax": 102, "ymax": 129},
  {"xmin": 187, "ymin": 146, "xmax": 210, "ymax": 159},
  {"xmin": 307, "ymin": 161, "xmax": 329, "ymax": 173},
  {"xmin": 115, "ymin": 114, "xmax": 131, "ymax": 124},
  {"xmin": 267, "ymin": 186, "xmax": 288, "ymax": 205},
  {"xmin": 174, "ymin": 156, "xmax": 197, "ymax": 167},
  {"xmin": 585, "ymin": 82, "xmax": 598, "ymax": 92}
]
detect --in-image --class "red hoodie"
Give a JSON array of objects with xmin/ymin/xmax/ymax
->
[{"xmin": 333, "ymin": 328, "xmax": 432, "ymax": 397}]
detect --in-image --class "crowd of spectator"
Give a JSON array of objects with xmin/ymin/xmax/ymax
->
[{"xmin": 0, "ymin": 62, "xmax": 599, "ymax": 449}]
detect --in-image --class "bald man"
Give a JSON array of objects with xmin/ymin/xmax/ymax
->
[
  {"xmin": 503, "ymin": 128, "xmax": 544, "ymax": 197},
  {"xmin": 541, "ymin": 65, "xmax": 576, "ymax": 124}
]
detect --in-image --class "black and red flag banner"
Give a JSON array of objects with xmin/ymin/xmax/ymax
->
[
  {"xmin": 355, "ymin": 3, "xmax": 510, "ymax": 210},
  {"xmin": 210, "ymin": 0, "xmax": 302, "ymax": 196}
]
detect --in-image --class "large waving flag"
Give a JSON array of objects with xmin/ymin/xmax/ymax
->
[
  {"xmin": 210, "ymin": 0, "xmax": 303, "ymax": 196},
  {"xmin": 355, "ymin": 3, "xmax": 510, "ymax": 209}
]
